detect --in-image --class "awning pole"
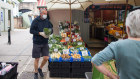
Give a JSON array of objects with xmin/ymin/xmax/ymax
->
[
  {"xmin": 69, "ymin": 0, "xmax": 72, "ymax": 43},
  {"xmin": 122, "ymin": 0, "xmax": 128, "ymax": 39}
]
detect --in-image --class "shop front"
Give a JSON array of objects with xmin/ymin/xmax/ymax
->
[
  {"xmin": 84, "ymin": 4, "xmax": 133, "ymax": 45},
  {"xmin": 0, "ymin": 0, "xmax": 14, "ymax": 32}
]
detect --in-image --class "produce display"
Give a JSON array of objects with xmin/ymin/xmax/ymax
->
[
  {"xmin": 61, "ymin": 54, "xmax": 71, "ymax": 59},
  {"xmin": 106, "ymin": 23, "xmax": 127, "ymax": 38},
  {"xmin": 71, "ymin": 54, "xmax": 81, "ymax": 58},
  {"xmin": 50, "ymin": 52, "xmax": 61, "ymax": 59},
  {"xmin": 49, "ymin": 21, "xmax": 92, "ymax": 62}
]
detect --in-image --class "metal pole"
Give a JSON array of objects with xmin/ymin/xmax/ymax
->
[
  {"xmin": 117, "ymin": 10, "xmax": 119, "ymax": 26},
  {"xmin": 8, "ymin": 27, "xmax": 11, "ymax": 45},
  {"xmin": 69, "ymin": 0, "xmax": 72, "ymax": 43},
  {"xmin": 122, "ymin": 0, "xmax": 128, "ymax": 39}
]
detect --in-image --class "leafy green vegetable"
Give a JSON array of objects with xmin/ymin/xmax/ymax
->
[{"xmin": 44, "ymin": 28, "xmax": 52, "ymax": 35}]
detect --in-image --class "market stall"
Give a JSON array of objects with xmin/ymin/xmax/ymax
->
[
  {"xmin": 47, "ymin": 21, "xmax": 92, "ymax": 78},
  {"xmin": 84, "ymin": 4, "xmax": 133, "ymax": 45}
]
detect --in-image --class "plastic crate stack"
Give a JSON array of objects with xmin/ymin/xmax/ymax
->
[
  {"xmin": 48, "ymin": 62, "xmax": 92, "ymax": 78},
  {"xmin": 0, "ymin": 62, "xmax": 18, "ymax": 79}
]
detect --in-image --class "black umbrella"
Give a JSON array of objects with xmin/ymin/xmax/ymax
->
[{"xmin": 19, "ymin": 9, "xmax": 32, "ymax": 13}]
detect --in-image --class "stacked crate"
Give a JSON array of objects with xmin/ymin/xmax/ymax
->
[
  {"xmin": 49, "ymin": 62, "xmax": 92, "ymax": 78},
  {"xmin": 0, "ymin": 62, "xmax": 18, "ymax": 79}
]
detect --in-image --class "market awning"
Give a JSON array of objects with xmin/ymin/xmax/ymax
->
[
  {"xmin": 45, "ymin": 0, "xmax": 93, "ymax": 11},
  {"xmin": 44, "ymin": 0, "xmax": 140, "ymax": 11},
  {"xmin": 38, "ymin": 0, "xmax": 46, "ymax": 6}
]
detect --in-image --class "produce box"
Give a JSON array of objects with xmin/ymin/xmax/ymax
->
[
  {"xmin": 48, "ymin": 62, "xmax": 61, "ymax": 69},
  {"xmin": 0, "ymin": 62, "xmax": 18, "ymax": 79}
]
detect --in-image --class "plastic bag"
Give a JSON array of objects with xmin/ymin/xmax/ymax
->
[{"xmin": 92, "ymin": 66, "xmax": 104, "ymax": 79}]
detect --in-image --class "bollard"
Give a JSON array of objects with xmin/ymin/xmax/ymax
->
[{"xmin": 8, "ymin": 27, "xmax": 11, "ymax": 45}]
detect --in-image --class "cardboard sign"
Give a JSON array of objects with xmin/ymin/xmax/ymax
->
[
  {"xmin": 82, "ymin": 50, "xmax": 88, "ymax": 56},
  {"xmin": 63, "ymin": 49, "xmax": 69, "ymax": 54},
  {"xmin": 73, "ymin": 49, "xmax": 78, "ymax": 54},
  {"xmin": 65, "ymin": 37, "xmax": 70, "ymax": 42},
  {"xmin": 48, "ymin": 44, "xmax": 52, "ymax": 48},
  {"xmin": 80, "ymin": 47, "xmax": 84, "ymax": 50},
  {"xmin": 115, "ymin": 32, "xmax": 120, "ymax": 36},
  {"xmin": 73, "ymin": 39, "xmax": 76, "ymax": 42},
  {"xmin": 54, "ymin": 49, "xmax": 58, "ymax": 52},
  {"xmin": 78, "ymin": 42, "xmax": 82, "ymax": 45}
]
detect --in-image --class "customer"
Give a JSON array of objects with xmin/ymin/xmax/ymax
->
[
  {"xmin": 30, "ymin": 8, "xmax": 53, "ymax": 79},
  {"xmin": 92, "ymin": 9, "xmax": 140, "ymax": 79}
]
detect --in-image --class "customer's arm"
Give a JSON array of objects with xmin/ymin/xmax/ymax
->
[
  {"xmin": 94, "ymin": 64, "xmax": 119, "ymax": 79},
  {"xmin": 30, "ymin": 20, "xmax": 39, "ymax": 35},
  {"xmin": 91, "ymin": 42, "xmax": 119, "ymax": 79}
]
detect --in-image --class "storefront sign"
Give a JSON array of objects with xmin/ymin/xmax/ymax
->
[{"xmin": 88, "ymin": 4, "xmax": 133, "ymax": 10}]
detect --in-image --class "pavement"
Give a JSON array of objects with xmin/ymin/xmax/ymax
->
[{"xmin": 0, "ymin": 29, "xmax": 85, "ymax": 79}]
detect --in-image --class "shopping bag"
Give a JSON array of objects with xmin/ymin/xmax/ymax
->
[{"xmin": 92, "ymin": 66, "xmax": 104, "ymax": 79}]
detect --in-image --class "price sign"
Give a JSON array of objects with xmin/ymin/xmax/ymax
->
[
  {"xmin": 73, "ymin": 39, "xmax": 76, "ymax": 42},
  {"xmin": 65, "ymin": 37, "xmax": 70, "ymax": 42},
  {"xmin": 115, "ymin": 32, "xmax": 120, "ymax": 36},
  {"xmin": 72, "ymin": 35, "xmax": 74, "ymax": 38},
  {"xmin": 110, "ymin": 28, "xmax": 113, "ymax": 30},
  {"xmin": 63, "ymin": 49, "xmax": 69, "ymax": 54},
  {"xmin": 54, "ymin": 49, "xmax": 58, "ymax": 52},
  {"xmin": 82, "ymin": 50, "xmax": 88, "ymax": 56},
  {"xmin": 73, "ymin": 49, "xmax": 78, "ymax": 54},
  {"xmin": 53, "ymin": 39, "xmax": 57, "ymax": 43},
  {"xmin": 48, "ymin": 44, "xmax": 52, "ymax": 48},
  {"xmin": 71, "ymin": 47, "xmax": 74, "ymax": 50},
  {"xmin": 78, "ymin": 42, "xmax": 82, "ymax": 45},
  {"xmin": 80, "ymin": 47, "xmax": 84, "ymax": 50},
  {"xmin": 75, "ymin": 33, "xmax": 78, "ymax": 35}
]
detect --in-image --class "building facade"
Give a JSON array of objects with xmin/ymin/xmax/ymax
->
[{"xmin": 0, "ymin": 0, "xmax": 19, "ymax": 33}]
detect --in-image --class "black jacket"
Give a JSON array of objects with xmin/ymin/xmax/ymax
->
[{"xmin": 30, "ymin": 16, "xmax": 53, "ymax": 45}]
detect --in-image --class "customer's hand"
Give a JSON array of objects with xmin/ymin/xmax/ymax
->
[
  {"xmin": 110, "ymin": 75, "xmax": 119, "ymax": 79},
  {"xmin": 39, "ymin": 32, "xmax": 49, "ymax": 38}
]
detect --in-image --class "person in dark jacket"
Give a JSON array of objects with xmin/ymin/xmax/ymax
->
[{"xmin": 30, "ymin": 8, "xmax": 53, "ymax": 79}]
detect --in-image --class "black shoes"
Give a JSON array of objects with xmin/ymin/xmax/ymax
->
[
  {"xmin": 38, "ymin": 68, "xmax": 44, "ymax": 77},
  {"xmin": 34, "ymin": 73, "xmax": 38, "ymax": 79}
]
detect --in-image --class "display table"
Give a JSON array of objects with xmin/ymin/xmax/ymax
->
[{"xmin": 48, "ymin": 62, "xmax": 92, "ymax": 78}]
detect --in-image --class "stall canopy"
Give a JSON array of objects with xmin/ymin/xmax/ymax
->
[
  {"xmin": 45, "ymin": 0, "xmax": 140, "ymax": 40},
  {"xmin": 45, "ymin": 0, "xmax": 93, "ymax": 11},
  {"xmin": 45, "ymin": 0, "xmax": 140, "ymax": 11}
]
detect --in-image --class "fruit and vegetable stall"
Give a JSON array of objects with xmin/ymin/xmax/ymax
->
[
  {"xmin": 104, "ymin": 23, "xmax": 128, "ymax": 44},
  {"xmin": 48, "ymin": 21, "xmax": 92, "ymax": 78}
]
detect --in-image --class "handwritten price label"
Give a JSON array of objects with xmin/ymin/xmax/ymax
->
[
  {"xmin": 54, "ymin": 49, "xmax": 58, "ymax": 52},
  {"xmin": 82, "ymin": 50, "xmax": 88, "ymax": 56},
  {"xmin": 63, "ymin": 49, "xmax": 69, "ymax": 54}
]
